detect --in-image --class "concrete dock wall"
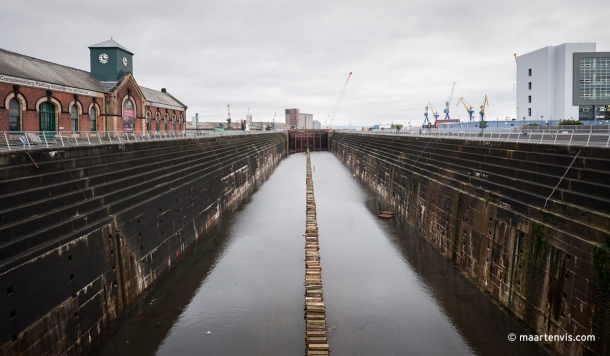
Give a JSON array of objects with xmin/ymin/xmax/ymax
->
[
  {"xmin": 0, "ymin": 133, "xmax": 286, "ymax": 355},
  {"xmin": 330, "ymin": 132, "xmax": 610, "ymax": 356}
]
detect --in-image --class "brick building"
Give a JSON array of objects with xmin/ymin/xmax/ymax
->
[{"xmin": 0, "ymin": 39, "xmax": 187, "ymax": 134}]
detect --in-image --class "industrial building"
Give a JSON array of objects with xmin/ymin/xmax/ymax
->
[
  {"xmin": 298, "ymin": 113, "xmax": 313, "ymax": 129},
  {"xmin": 0, "ymin": 39, "xmax": 187, "ymax": 134},
  {"xmin": 516, "ymin": 43, "xmax": 610, "ymax": 121},
  {"xmin": 285, "ymin": 108, "xmax": 299, "ymax": 128}
]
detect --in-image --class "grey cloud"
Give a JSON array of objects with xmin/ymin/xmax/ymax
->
[{"xmin": 2, "ymin": 0, "xmax": 609, "ymax": 125}]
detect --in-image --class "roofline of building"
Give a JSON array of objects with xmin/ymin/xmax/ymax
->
[
  {"xmin": 88, "ymin": 39, "xmax": 134, "ymax": 55},
  {"xmin": 163, "ymin": 90, "xmax": 188, "ymax": 110},
  {"xmin": 112, "ymin": 71, "xmax": 147, "ymax": 100},
  {"xmin": 0, "ymin": 47, "xmax": 98, "ymax": 84},
  {"xmin": 517, "ymin": 43, "xmax": 598, "ymax": 57},
  {"xmin": 145, "ymin": 101, "xmax": 185, "ymax": 110}
]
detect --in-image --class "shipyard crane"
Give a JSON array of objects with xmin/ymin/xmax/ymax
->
[
  {"xmin": 443, "ymin": 81, "xmax": 457, "ymax": 120},
  {"xmin": 427, "ymin": 102, "xmax": 440, "ymax": 127},
  {"xmin": 456, "ymin": 97, "xmax": 475, "ymax": 122},
  {"xmin": 479, "ymin": 95, "xmax": 489, "ymax": 121},
  {"xmin": 325, "ymin": 71, "xmax": 353, "ymax": 127},
  {"xmin": 423, "ymin": 106, "xmax": 431, "ymax": 128}
]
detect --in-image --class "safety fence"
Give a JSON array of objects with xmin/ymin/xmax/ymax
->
[
  {"xmin": 336, "ymin": 126, "xmax": 610, "ymax": 148},
  {"xmin": 1, "ymin": 130, "xmax": 274, "ymax": 151}
]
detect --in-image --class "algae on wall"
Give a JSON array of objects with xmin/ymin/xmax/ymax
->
[{"xmin": 592, "ymin": 234, "xmax": 610, "ymax": 354}]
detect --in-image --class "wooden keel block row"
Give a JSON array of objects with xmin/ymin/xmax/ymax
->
[
  {"xmin": 304, "ymin": 151, "xmax": 329, "ymax": 355},
  {"xmin": 305, "ymin": 297, "xmax": 323, "ymax": 303},
  {"xmin": 306, "ymin": 306, "xmax": 326, "ymax": 313},
  {"xmin": 306, "ymin": 352, "xmax": 330, "ymax": 356},
  {"xmin": 307, "ymin": 336, "xmax": 328, "ymax": 342},
  {"xmin": 306, "ymin": 320, "xmax": 327, "ymax": 329},
  {"xmin": 308, "ymin": 343, "xmax": 330, "ymax": 350}
]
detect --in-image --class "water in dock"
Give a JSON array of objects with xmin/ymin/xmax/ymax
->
[{"xmin": 91, "ymin": 152, "xmax": 545, "ymax": 356}]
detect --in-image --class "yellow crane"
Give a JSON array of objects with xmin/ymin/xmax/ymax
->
[
  {"xmin": 479, "ymin": 95, "xmax": 489, "ymax": 121},
  {"xmin": 456, "ymin": 97, "xmax": 475, "ymax": 122},
  {"xmin": 428, "ymin": 102, "xmax": 440, "ymax": 122}
]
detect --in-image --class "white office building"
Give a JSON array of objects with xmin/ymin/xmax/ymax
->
[
  {"xmin": 298, "ymin": 113, "xmax": 313, "ymax": 129},
  {"xmin": 516, "ymin": 43, "xmax": 596, "ymax": 121}
]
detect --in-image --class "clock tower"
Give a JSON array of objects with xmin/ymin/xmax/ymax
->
[{"xmin": 89, "ymin": 38, "xmax": 134, "ymax": 81}]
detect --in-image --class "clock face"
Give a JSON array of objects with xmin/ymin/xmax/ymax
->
[
  {"xmin": 98, "ymin": 53, "xmax": 109, "ymax": 64},
  {"xmin": 122, "ymin": 56, "xmax": 128, "ymax": 67}
]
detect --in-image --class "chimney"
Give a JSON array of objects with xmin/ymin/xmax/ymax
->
[{"xmin": 161, "ymin": 88, "xmax": 166, "ymax": 93}]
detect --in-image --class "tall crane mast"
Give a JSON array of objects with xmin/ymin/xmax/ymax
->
[
  {"xmin": 443, "ymin": 81, "xmax": 457, "ymax": 120},
  {"xmin": 423, "ymin": 106, "xmax": 431, "ymax": 128},
  {"xmin": 479, "ymin": 95, "xmax": 489, "ymax": 121},
  {"xmin": 428, "ymin": 102, "xmax": 440, "ymax": 122},
  {"xmin": 325, "ymin": 71, "xmax": 353, "ymax": 127},
  {"xmin": 456, "ymin": 97, "xmax": 475, "ymax": 122}
]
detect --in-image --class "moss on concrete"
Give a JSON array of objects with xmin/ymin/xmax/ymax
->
[
  {"xmin": 593, "ymin": 234, "xmax": 610, "ymax": 289},
  {"xmin": 531, "ymin": 222, "xmax": 547, "ymax": 261},
  {"xmin": 592, "ymin": 233, "xmax": 610, "ymax": 354}
]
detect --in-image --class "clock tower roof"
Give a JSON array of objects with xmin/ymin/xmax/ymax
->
[{"xmin": 89, "ymin": 38, "xmax": 134, "ymax": 55}]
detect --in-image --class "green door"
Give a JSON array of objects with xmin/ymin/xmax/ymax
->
[
  {"xmin": 39, "ymin": 102, "xmax": 56, "ymax": 141},
  {"xmin": 39, "ymin": 102, "xmax": 56, "ymax": 131}
]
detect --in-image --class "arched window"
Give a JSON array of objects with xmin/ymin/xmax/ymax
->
[
  {"xmin": 179, "ymin": 115, "xmax": 183, "ymax": 131},
  {"xmin": 155, "ymin": 113, "xmax": 160, "ymax": 131},
  {"xmin": 146, "ymin": 112, "xmax": 151, "ymax": 131},
  {"xmin": 8, "ymin": 98, "xmax": 20, "ymax": 131},
  {"xmin": 70, "ymin": 105, "xmax": 79, "ymax": 132},
  {"xmin": 164, "ymin": 114, "xmax": 168, "ymax": 132},
  {"xmin": 89, "ymin": 106, "xmax": 97, "ymax": 131},
  {"xmin": 172, "ymin": 115, "xmax": 176, "ymax": 131}
]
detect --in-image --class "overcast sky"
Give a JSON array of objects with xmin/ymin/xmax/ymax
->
[{"xmin": 3, "ymin": 0, "xmax": 609, "ymax": 127}]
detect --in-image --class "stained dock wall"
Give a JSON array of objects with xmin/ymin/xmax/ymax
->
[
  {"xmin": 0, "ymin": 133, "xmax": 286, "ymax": 355},
  {"xmin": 330, "ymin": 132, "xmax": 610, "ymax": 356}
]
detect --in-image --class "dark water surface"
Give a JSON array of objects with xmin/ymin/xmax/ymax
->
[{"xmin": 92, "ymin": 152, "xmax": 545, "ymax": 356}]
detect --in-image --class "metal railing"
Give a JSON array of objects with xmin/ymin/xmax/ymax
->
[
  {"xmin": 1, "ymin": 130, "xmax": 275, "ymax": 151},
  {"xmin": 336, "ymin": 126, "xmax": 610, "ymax": 148}
]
